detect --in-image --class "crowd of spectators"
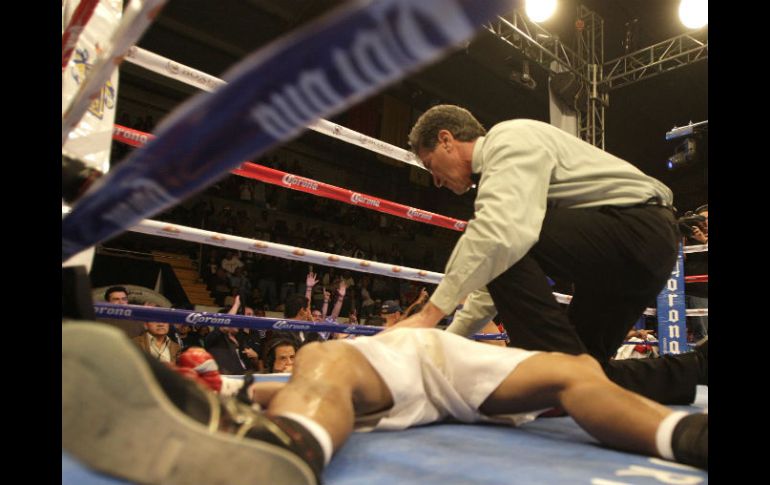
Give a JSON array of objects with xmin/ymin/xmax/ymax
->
[
  {"xmin": 111, "ymin": 280, "xmax": 504, "ymax": 379},
  {"xmin": 199, "ymin": 244, "xmax": 431, "ymax": 324}
]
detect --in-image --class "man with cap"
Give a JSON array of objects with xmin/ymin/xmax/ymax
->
[{"xmin": 380, "ymin": 300, "xmax": 403, "ymax": 327}]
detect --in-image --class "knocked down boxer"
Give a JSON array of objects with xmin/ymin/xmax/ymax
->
[{"xmin": 62, "ymin": 323, "xmax": 707, "ymax": 485}]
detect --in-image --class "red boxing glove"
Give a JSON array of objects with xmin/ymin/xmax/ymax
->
[
  {"xmin": 177, "ymin": 347, "xmax": 222, "ymax": 393},
  {"xmin": 172, "ymin": 366, "xmax": 214, "ymax": 391}
]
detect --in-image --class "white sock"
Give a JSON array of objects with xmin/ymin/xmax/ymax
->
[
  {"xmin": 277, "ymin": 412, "xmax": 334, "ymax": 466},
  {"xmin": 655, "ymin": 411, "xmax": 688, "ymax": 460}
]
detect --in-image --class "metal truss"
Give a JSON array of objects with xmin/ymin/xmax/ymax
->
[
  {"xmin": 484, "ymin": 11, "xmax": 584, "ymax": 79},
  {"xmin": 483, "ymin": 6, "xmax": 707, "ymax": 148},
  {"xmin": 575, "ymin": 5, "xmax": 605, "ymax": 149},
  {"xmin": 602, "ymin": 30, "xmax": 708, "ymax": 90}
]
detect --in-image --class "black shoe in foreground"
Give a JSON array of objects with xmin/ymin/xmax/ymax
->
[{"xmin": 62, "ymin": 322, "xmax": 319, "ymax": 485}]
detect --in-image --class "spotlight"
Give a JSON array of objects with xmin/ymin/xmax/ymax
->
[
  {"xmin": 525, "ymin": 0, "xmax": 557, "ymax": 23},
  {"xmin": 679, "ymin": 0, "xmax": 708, "ymax": 29}
]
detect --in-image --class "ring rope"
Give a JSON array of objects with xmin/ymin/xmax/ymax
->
[
  {"xmin": 112, "ymin": 124, "xmax": 467, "ymax": 232},
  {"xmin": 64, "ymin": 206, "xmax": 706, "ymax": 318},
  {"xmin": 124, "ymin": 46, "xmax": 426, "ymax": 170},
  {"xmin": 683, "ymin": 244, "xmax": 707, "ymax": 254},
  {"xmin": 684, "ymin": 274, "xmax": 708, "ymax": 283},
  {"xmin": 112, "ymin": 124, "xmax": 712, "ymax": 257},
  {"xmin": 92, "ymin": 303, "xmax": 509, "ymax": 340}
]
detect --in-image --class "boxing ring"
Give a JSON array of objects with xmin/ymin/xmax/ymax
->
[
  {"xmin": 63, "ymin": 381, "xmax": 708, "ymax": 485},
  {"xmin": 62, "ymin": 1, "xmax": 708, "ymax": 483}
]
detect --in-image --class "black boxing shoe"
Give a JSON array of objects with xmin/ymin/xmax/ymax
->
[
  {"xmin": 62, "ymin": 322, "xmax": 320, "ymax": 485},
  {"xmin": 672, "ymin": 413, "xmax": 708, "ymax": 470}
]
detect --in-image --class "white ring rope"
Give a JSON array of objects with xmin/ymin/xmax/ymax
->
[
  {"xmin": 124, "ymin": 46, "xmax": 426, "ymax": 170},
  {"xmin": 64, "ymin": 207, "xmax": 707, "ymax": 317},
  {"xmin": 683, "ymin": 244, "xmax": 708, "ymax": 254},
  {"xmin": 63, "ymin": 206, "xmax": 442, "ymax": 284}
]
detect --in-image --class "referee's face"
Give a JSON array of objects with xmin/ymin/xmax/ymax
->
[{"xmin": 418, "ymin": 139, "xmax": 472, "ymax": 195}]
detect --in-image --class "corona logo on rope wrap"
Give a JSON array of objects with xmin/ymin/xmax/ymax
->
[
  {"xmin": 350, "ymin": 193, "xmax": 381, "ymax": 207},
  {"xmin": 454, "ymin": 221, "xmax": 467, "ymax": 230},
  {"xmin": 165, "ymin": 61, "xmax": 220, "ymax": 91},
  {"xmin": 114, "ymin": 125, "xmax": 151, "ymax": 146},
  {"xmin": 166, "ymin": 60, "xmax": 180, "ymax": 75},
  {"xmin": 161, "ymin": 225, "xmax": 180, "ymax": 234},
  {"xmin": 71, "ymin": 47, "xmax": 116, "ymax": 120},
  {"xmin": 185, "ymin": 313, "xmax": 232, "ymax": 325},
  {"xmin": 281, "ymin": 174, "xmax": 319, "ymax": 191},
  {"xmin": 406, "ymin": 207, "xmax": 433, "ymax": 221},
  {"xmin": 655, "ymin": 245, "xmax": 688, "ymax": 355},
  {"xmin": 95, "ymin": 306, "xmax": 132, "ymax": 318},
  {"xmin": 273, "ymin": 320, "xmax": 311, "ymax": 331}
]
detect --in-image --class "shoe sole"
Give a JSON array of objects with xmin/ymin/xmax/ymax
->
[{"xmin": 62, "ymin": 322, "xmax": 317, "ymax": 485}]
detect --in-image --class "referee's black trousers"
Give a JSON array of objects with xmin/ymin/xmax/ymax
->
[{"xmin": 487, "ymin": 205, "xmax": 700, "ymax": 404}]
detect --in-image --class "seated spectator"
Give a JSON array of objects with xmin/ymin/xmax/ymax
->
[
  {"xmin": 262, "ymin": 337, "xmax": 298, "ymax": 374},
  {"xmin": 311, "ymin": 306, "xmax": 324, "ymax": 323},
  {"xmin": 205, "ymin": 324, "xmax": 254, "ymax": 375},
  {"xmin": 132, "ymin": 312, "xmax": 180, "ymax": 363},
  {"xmin": 268, "ymin": 293, "xmax": 322, "ymax": 348},
  {"xmin": 104, "ymin": 286, "xmax": 129, "ymax": 304},
  {"xmin": 194, "ymin": 324, "xmax": 210, "ymax": 340},
  {"xmin": 237, "ymin": 304, "xmax": 265, "ymax": 372},
  {"xmin": 170, "ymin": 324, "xmax": 204, "ymax": 351},
  {"xmin": 380, "ymin": 300, "xmax": 403, "ymax": 328}
]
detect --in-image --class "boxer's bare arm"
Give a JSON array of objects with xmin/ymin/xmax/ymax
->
[{"xmin": 248, "ymin": 381, "xmax": 288, "ymax": 408}]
